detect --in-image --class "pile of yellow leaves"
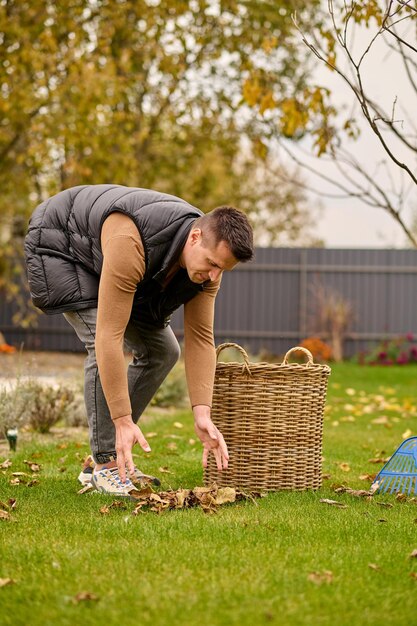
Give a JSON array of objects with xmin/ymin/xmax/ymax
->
[{"xmin": 124, "ymin": 484, "xmax": 264, "ymax": 515}]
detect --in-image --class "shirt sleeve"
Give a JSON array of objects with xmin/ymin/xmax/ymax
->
[
  {"xmin": 183, "ymin": 277, "xmax": 221, "ymax": 407},
  {"xmin": 96, "ymin": 217, "xmax": 145, "ymax": 419}
]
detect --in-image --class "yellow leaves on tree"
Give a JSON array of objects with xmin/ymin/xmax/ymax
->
[
  {"xmin": 243, "ymin": 79, "xmax": 275, "ymax": 114},
  {"xmin": 242, "ymin": 78, "xmax": 262, "ymax": 107},
  {"xmin": 349, "ymin": 0, "xmax": 384, "ymax": 27}
]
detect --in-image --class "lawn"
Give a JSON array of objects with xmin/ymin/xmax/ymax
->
[{"xmin": 1, "ymin": 361, "xmax": 417, "ymax": 626}]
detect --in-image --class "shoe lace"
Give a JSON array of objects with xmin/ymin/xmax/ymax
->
[{"xmin": 107, "ymin": 468, "xmax": 133, "ymax": 489}]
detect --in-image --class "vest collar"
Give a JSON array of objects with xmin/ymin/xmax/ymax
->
[{"xmin": 152, "ymin": 216, "xmax": 197, "ymax": 285}]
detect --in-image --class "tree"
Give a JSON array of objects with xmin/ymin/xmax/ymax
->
[
  {"xmin": 0, "ymin": 0, "xmax": 324, "ymax": 321},
  {"xmin": 284, "ymin": 0, "xmax": 417, "ymax": 247}
]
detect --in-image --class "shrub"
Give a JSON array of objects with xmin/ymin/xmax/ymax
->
[
  {"xmin": 27, "ymin": 382, "xmax": 75, "ymax": 433},
  {"xmin": 361, "ymin": 334, "xmax": 417, "ymax": 366},
  {"xmin": 300, "ymin": 337, "xmax": 333, "ymax": 363},
  {"xmin": 0, "ymin": 378, "xmax": 79, "ymax": 436},
  {"xmin": 0, "ymin": 378, "xmax": 34, "ymax": 437},
  {"xmin": 63, "ymin": 381, "xmax": 88, "ymax": 428}
]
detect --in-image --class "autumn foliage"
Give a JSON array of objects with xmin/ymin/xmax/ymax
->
[{"xmin": 300, "ymin": 337, "xmax": 332, "ymax": 363}]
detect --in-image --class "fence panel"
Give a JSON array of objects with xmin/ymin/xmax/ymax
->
[{"xmin": 1, "ymin": 247, "xmax": 417, "ymax": 357}]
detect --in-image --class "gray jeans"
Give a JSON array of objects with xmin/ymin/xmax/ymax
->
[{"xmin": 63, "ymin": 308, "xmax": 180, "ymax": 463}]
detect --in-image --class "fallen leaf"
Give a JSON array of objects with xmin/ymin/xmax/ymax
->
[
  {"xmin": 322, "ymin": 473, "xmax": 331, "ymax": 480},
  {"xmin": 334, "ymin": 487, "xmax": 371, "ymax": 498},
  {"xmin": 378, "ymin": 519, "xmax": 388, "ymax": 523},
  {"xmin": 368, "ymin": 457, "xmax": 390, "ymax": 464},
  {"xmin": 319, "ymin": 499, "xmax": 348, "ymax": 509},
  {"xmin": 27, "ymin": 479, "xmax": 39, "ymax": 487},
  {"xmin": 167, "ymin": 442, "xmax": 177, "ymax": 450},
  {"xmin": 0, "ymin": 510, "xmax": 11, "ymax": 521},
  {"xmin": 371, "ymin": 416, "xmax": 390, "ymax": 425},
  {"xmin": 108, "ymin": 500, "xmax": 128, "ymax": 510},
  {"xmin": 339, "ymin": 463, "xmax": 351, "ymax": 472},
  {"xmin": 308, "ymin": 570, "xmax": 333, "ymax": 585},
  {"xmin": 9, "ymin": 478, "xmax": 25, "ymax": 485},
  {"xmin": 409, "ymin": 549, "xmax": 417, "ymax": 558},
  {"xmin": 173, "ymin": 422, "xmax": 183, "ymax": 429},
  {"xmin": 11, "ymin": 472, "xmax": 28, "ymax": 477},
  {"xmin": 145, "ymin": 432, "xmax": 158, "ymax": 438},
  {"xmin": 396, "ymin": 493, "xmax": 408, "ymax": 503},
  {"xmin": 376, "ymin": 502, "xmax": 393, "ymax": 509},
  {"xmin": 359, "ymin": 474, "xmax": 375, "ymax": 482},
  {"xmin": 0, "ymin": 578, "xmax": 15, "ymax": 587},
  {"xmin": 72, "ymin": 592, "xmax": 99, "ymax": 603},
  {"xmin": 410, "ymin": 572, "xmax": 417, "ymax": 580},
  {"xmin": 59, "ymin": 467, "xmax": 67, "ymax": 473},
  {"xmin": 0, "ymin": 459, "xmax": 12, "ymax": 469},
  {"xmin": 402, "ymin": 429, "xmax": 412, "ymax": 439},
  {"xmin": 369, "ymin": 482, "xmax": 380, "ymax": 495},
  {"xmin": 78, "ymin": 484, "xmax": 94, "ymax": 494},
  {"xmin": 215, "ymin": 487, "xmax": 236, "ymax": 505},
  {"xmin": 158, "ymin": 467, "xmax": 173, "ymax": 474},
  {"xmin": 23, "ymin": 460, "xmax": 41, "ymax": 472},
  {"xmin": 188, "ymin": 438, "xmax": 196, "ymax": 445},
  {"xmin": 175, "ymin": 489, "xmax": 191, "ymax": 508},
  {"xmin": 368, "ymin": 563, "xmax": 380, "ymax": 570},
  {"xmin": 100, "ymin": 506, "xmax": 110, "ymax": 515}
]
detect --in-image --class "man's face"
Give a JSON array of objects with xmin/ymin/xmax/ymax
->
[{"xmin": 181, "ymin": 229, "xmax": 238, "ymax": 284}]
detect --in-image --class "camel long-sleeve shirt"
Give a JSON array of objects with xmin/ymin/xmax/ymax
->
[{"xmin": 95, "ymin": 213, "xmax": 220, "ymax": 419}]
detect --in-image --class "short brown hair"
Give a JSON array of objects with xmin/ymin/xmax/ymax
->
[{"xmin": 195, "ymin": 206, "xmax": 254, "ymax": 262}]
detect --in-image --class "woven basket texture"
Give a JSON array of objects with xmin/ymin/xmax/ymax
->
[{"xmin": 204, "ymin": 343, "xmax": 331, "ymax": 492}]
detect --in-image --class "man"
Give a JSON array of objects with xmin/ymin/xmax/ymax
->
[{"xmin": 24, "ymin": 184, "xmax": 254, "ymax": 496}]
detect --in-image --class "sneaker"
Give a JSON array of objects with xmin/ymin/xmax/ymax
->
[
  {"xmin": 91, "ymin": 466, "xmax": 137, "ymax": 498},
  {"xmin": 78, "ymin": 455, "xmax": 161, "ymax": 487},
  {"xmin": 77, "ymin": 455, "xmax": 95, "ymax": 486}
]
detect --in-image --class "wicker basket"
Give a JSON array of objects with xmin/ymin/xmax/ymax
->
[{"xmin": 204, "ymin": 343, "xmax": 331, "ymax": 491}]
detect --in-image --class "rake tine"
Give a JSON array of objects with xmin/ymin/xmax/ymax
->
[
  {"xmin": 378, "ymin": 476, "xmax": 386, "ymax": 494},
  {"xmin": 400, "ymin": 455, "xmax": 410, "ymax": 473},
  {"xmin": 382, "ymin": 476, "xmax": 393, "ymax": 494},
  {"xmin": 390, "ymin": 456, "xmax": 400, "ymax": 472},
  {"xmin": 392, "ymin": 475, "xmax": 402, "ymax": 494}
]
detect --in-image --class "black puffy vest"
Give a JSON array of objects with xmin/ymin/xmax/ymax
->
[{"xmin": 24, "ymin": 184, "xmax": 205, "ymax": 327}]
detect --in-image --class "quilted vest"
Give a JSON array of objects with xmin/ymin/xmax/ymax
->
[{"xmin": 24, "ymin": 184, "xmax": 204, "ymax": 327}]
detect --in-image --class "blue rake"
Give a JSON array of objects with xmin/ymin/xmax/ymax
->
[{"xmin": 372, "ymin": 437, "xmax": 417, "ymax": 495}]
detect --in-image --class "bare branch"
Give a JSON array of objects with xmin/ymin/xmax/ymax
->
[{"xmin": 396, "ymin": 0, "xmax": 417, "ymax": 14}]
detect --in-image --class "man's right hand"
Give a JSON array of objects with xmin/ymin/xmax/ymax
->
[{"xmin": 113, "ymin": 415, "xmax": 151, "ymax": 482}]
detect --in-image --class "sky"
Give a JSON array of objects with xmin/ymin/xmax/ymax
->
[{"xmin": 299, "ymin": 8, "xmax": 416, "ymax": 249}]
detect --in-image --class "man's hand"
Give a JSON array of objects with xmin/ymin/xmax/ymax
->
[
  {"xmin": 193, "ymin": 405, "xmax": 229, "ymax": 471},
  {"xmin": 113, "ymin": 415, "xmax": 151, "ymax": 482}
]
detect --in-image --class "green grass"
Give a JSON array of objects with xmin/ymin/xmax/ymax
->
[{"xmin": 1, "ymin": 363, "xmax": 417, "ymax": 626}]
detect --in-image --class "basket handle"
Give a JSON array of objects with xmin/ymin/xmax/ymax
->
[
  {"xmin": 282, "ymin": 346, "xmax": 314, "ymax": 366},
  {"xmin": 216, "ymin": 342, "xmax": 251, "ymax": 375}
]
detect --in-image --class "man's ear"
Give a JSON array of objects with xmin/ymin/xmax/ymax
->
[{"xmin": 190, "ymin": 228, "xmax": 202, "ymax": 245}]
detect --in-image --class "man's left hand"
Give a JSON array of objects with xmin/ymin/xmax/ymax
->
[{"xmin": 193, "ymin": 405, "xmax": 229, "ymax": 471}]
